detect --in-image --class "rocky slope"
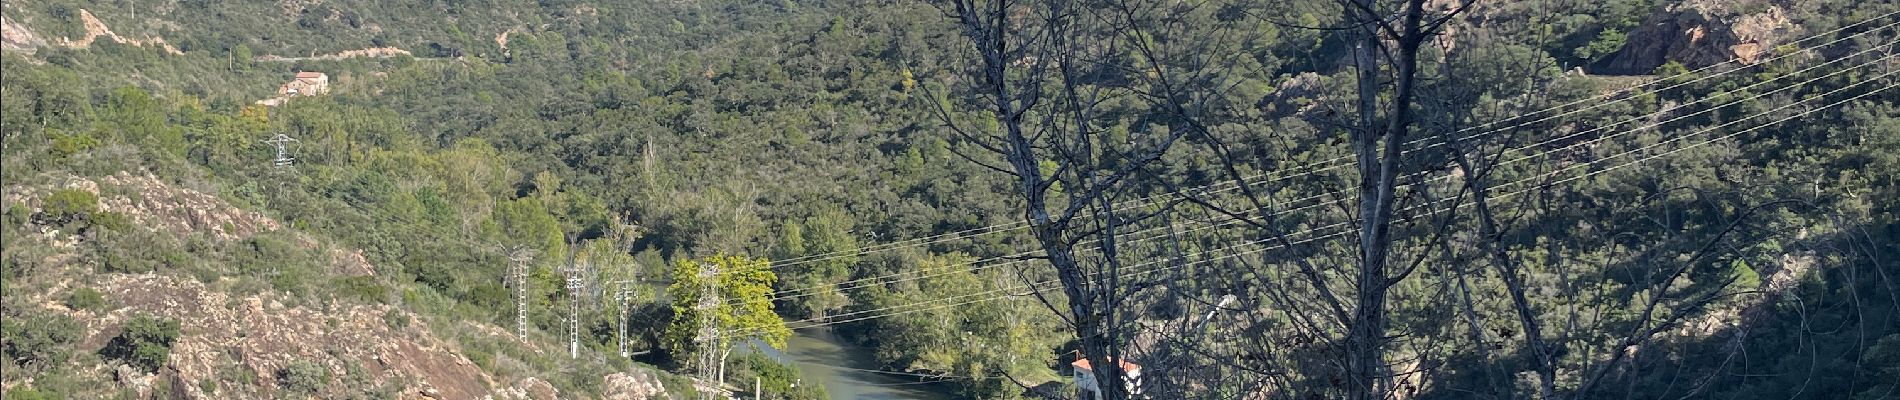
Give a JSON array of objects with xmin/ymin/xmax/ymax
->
[{"xmin": 2, "ymin": 172, "xmax": 677, "ymax": 399}]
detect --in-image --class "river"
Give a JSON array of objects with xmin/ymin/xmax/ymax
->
[{"xmin": 747, "ymin": 329, "xmax": 958, "ymax": 400}]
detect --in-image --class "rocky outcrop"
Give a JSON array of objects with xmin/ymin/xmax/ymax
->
[
  {"xmin": 58, "ymin": 274, "xmax": 498, "ymax": 399},
  {"xmin": 3, "ymin": 172, "xmax": 385, "ymax": 277},
  {"xmin": 1262, "ymin": 72, "xmax": 1327, "ymax": 119},
  {"xmin": 1596, "ymin": 0, "xmax": 1798, "ymax": 75},
  {"xmin": 6, "ymin": 171, "xmax": 680, "ymax": 399},
  {"xmin": 59, "ymin": 9, "xmax": 183, "ymax": 55},
  {"xmin": 256, "ymin": 46, "xmax": 413, "ymax": 62},
  {"xmin": 493, "ymin": 377, "xmax": 560, "ymax": 400},
  {"xmin": 1, "ymin": 8, "xmax": 181, "ymax": 54},
  {"xmin": 603, "ymin": 371, "xmax": 672, "ymax": 400},
  {"xmin": 96, "ymin": 172, "xmax": 283, "ymax": 240},
  {"xmin": 1, "ymin": 16, "xmax": 48, "ymax": 51},
  {"xmin": 2, "ymin": 172, "xmax": 280, "ymax": 241}
]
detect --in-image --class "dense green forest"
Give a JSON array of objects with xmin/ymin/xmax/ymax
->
[{"xmin": 3, "ymin": 0, "xmax": 1899, "ymax": 399}]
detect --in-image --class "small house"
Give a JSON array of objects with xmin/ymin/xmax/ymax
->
[
  {"xmin": 277, "ymin": 71, "xmax": 330, "ymax": 96},
  {"xmin": 1073, "ymin": 356, "xmax": 1142, "ymax": 400}
]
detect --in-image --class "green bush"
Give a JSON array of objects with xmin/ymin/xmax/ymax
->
[
  {"xmin": 234, "ymin": 233, "xmax": 323, "ymax": 296},
  {"xmin": 100, "ymin": 315, "xmax": 181, "ymax": 373},
  {"xmin": 331, "ymin": 276, "xmax": 390, "ymax": 304},
  {"xmin": 89, "ymin": 211, "xmax": 132, "ymax": 232},
  {"xmin": 47, "ymin": 130, "xmax": 99, "ymax": 159},
  {"xmin": 382, "ymin": 311, "xmax": 410, "ymax": 331},
  {"xmin": 464, "ymin": 346, "xmax": 496, "ymax": 371},
  {"xmin": 39, "ymin": 189, "xmax": 98, "ymax": 225},
  {"xmin": 3, "ymin": 203, "xmax": 30, "ymax": 227},
  {"xmin": 1, "ymin": 309, "xmax": 83, "ymax": 374},
  {"xmin": 64, "ymin": 287, "xmax": 107, "ymax": 311},
  {"xmin": 276, "ymin": 360, "xmax": 330, "ymax": 395},
  {"xmin": 2, "ymin": 388, "xmax": 59, "ymax": 400},
  {"xmin": 738, "ymin": 352, "xmax": 828, "ymax": 400},
  {"xmin": 1574, "ymin": 28, "xmax": 1627, "ymax": 61}
]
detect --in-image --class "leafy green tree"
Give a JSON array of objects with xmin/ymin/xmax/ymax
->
[
  {"xmin": 231, "ymin": 44, "xmax": 253, "ymax": 71},
  {"xmin": 665, "ymin": 254, "xmax": 788, "ymax": 384},
  {"xmin": 103, "ymin": 87, "xmax": 186, "ymax": 158},
  {"xmin": 855, "ymin": 253, "xmax": 1057, "ymax": 399},
  {"xmin": 773, "ymin": 209, "xmax": 857, "ymax": 319},
  {"xmin": 1574, "ymin": 28, "xmax": 1627, "ymax": 61},
  {"xmin": 495, "ymin": 197, "xmax": 566, "ymax": 256},
  {"xmin": 1859, "ymin": 334, "xmax": 1900, "ymax": 399}
]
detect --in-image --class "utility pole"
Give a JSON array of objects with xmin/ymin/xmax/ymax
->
[
  {"xmin": 505, "ymin": 247, "xmax": 536, "ymax": 339},
  {"xmin": 262, "ymin": 134, "xmax": 298, "ymax": 167}
]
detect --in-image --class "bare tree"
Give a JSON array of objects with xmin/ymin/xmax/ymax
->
[
  {"xmin": 923, "ymin": 0, "xmax": 1265, "ymax": 397},
  {"xmin": 1178, "ymin": 0, "xmax": 1466, "ymax": 398}
]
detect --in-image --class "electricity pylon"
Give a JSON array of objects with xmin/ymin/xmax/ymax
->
[
  {"xmin": 694, "ymin": 261, "xmax": 722, "ymax": 400},
  {"xmin": 616, "ymin": 281, "xmax": 633, "ymax": 357},
  {"xmin": 564, "ymin": 258, "xmax": 586, "ymax": 359},
  {"xmin": 262, "ymin": 134, "xmax": 298, "ymax": 167},
  {"xmin": 504, "ymin": 247, "xmax": 536, "ymax": 339}
]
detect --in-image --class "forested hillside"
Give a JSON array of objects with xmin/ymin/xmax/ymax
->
[{"xmin": 2, "ymin": 0, "xmax": 1898, "ymax": 399}]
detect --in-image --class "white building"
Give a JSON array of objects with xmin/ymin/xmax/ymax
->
[{"xmin": 1073, "ymin": 356, "xmax": 1142, "ymax": 400}]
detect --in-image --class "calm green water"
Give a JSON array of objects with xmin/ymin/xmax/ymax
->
[{"xmin": 748, "ymin": 329, "xmax": 958, "ymax": 400}]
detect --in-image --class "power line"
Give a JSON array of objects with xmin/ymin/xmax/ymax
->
[
  {"xmin": 730, "ymin": 73, "xmax": 1899, "ymax": 337},
  {"xmin": 766, "ymin": 12, "xmax": 1900, "ymax": 271},
  {"xmin": 839, "ymin": 71, "xmax": 1900, "ymax": 335},
  {"xmin": 760, "ymin": 44, "xmax": 1899, "ymax": 306}
]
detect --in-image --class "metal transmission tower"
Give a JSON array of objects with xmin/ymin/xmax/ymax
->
[
  {"xmin": 615, "ymin": 281, "xmax": 633, "ymax": 357},
  {"xmin": 694, "ymin": 261, "xmax": 723, "ymax": 400},
  {"xmin": 504, "ymin": 247, "xmax": 536, "ymax": 339},
  {"xmin": 563, "ymin": 255, "xmax": 589, "ymax": 359},
  {"xmin": 262, "ymin": 134, "xmax": 298, "ymax": 167}
]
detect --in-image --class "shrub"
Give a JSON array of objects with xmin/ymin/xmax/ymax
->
[
  {"xmin": 2, "ymin": 388, "xmax": 58, "ymax": 400},
  {"xmin": 3, "ymin": 203, "xmax": 30, "ymax": 227},
  {"xmin": 382, "ymin": 311, "xmax": 411, "ymax": 331},
  {"xmin": 332, "ymin": 276, "xmax": 389, "ymax": 304},
  {"xmin": 190, "ymin": 265, "xmax": 222, "ymax": 284},
  {"xmin": 234, "ymin": 233, "xmax": 322, "ymax": 296},
  {"xmin": 47, "ymin": 130, "xmax": 99, "ymax": 159},
  {"xmin": 89, "ymin": 211, "xmax": 132, "ymax": 232},
  {"xmin": 100, "ymin": 315, "xmax": 182, "ymax": 373},
  {"xmin": 464, "ymin": 346, "xmax": 495, "ymax": 371},
  {"xmin": 39, "ymin": 189, "xmax": 98, "ymax": 225},
  {"xmin": 64, "ymin": 287, "xmax": 107, "ymax": 311},
  {"xmin": 1, "ymin": 309, "xmax": 83, "ymax": 374},
  {"xmin": 276, "ymin": 360, "xmax": 329, "ymax": 395}
]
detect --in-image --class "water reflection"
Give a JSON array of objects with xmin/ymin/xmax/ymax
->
[{"xmin": 746, "ymin": 329, "xmax": 958, "ymax": 400}]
